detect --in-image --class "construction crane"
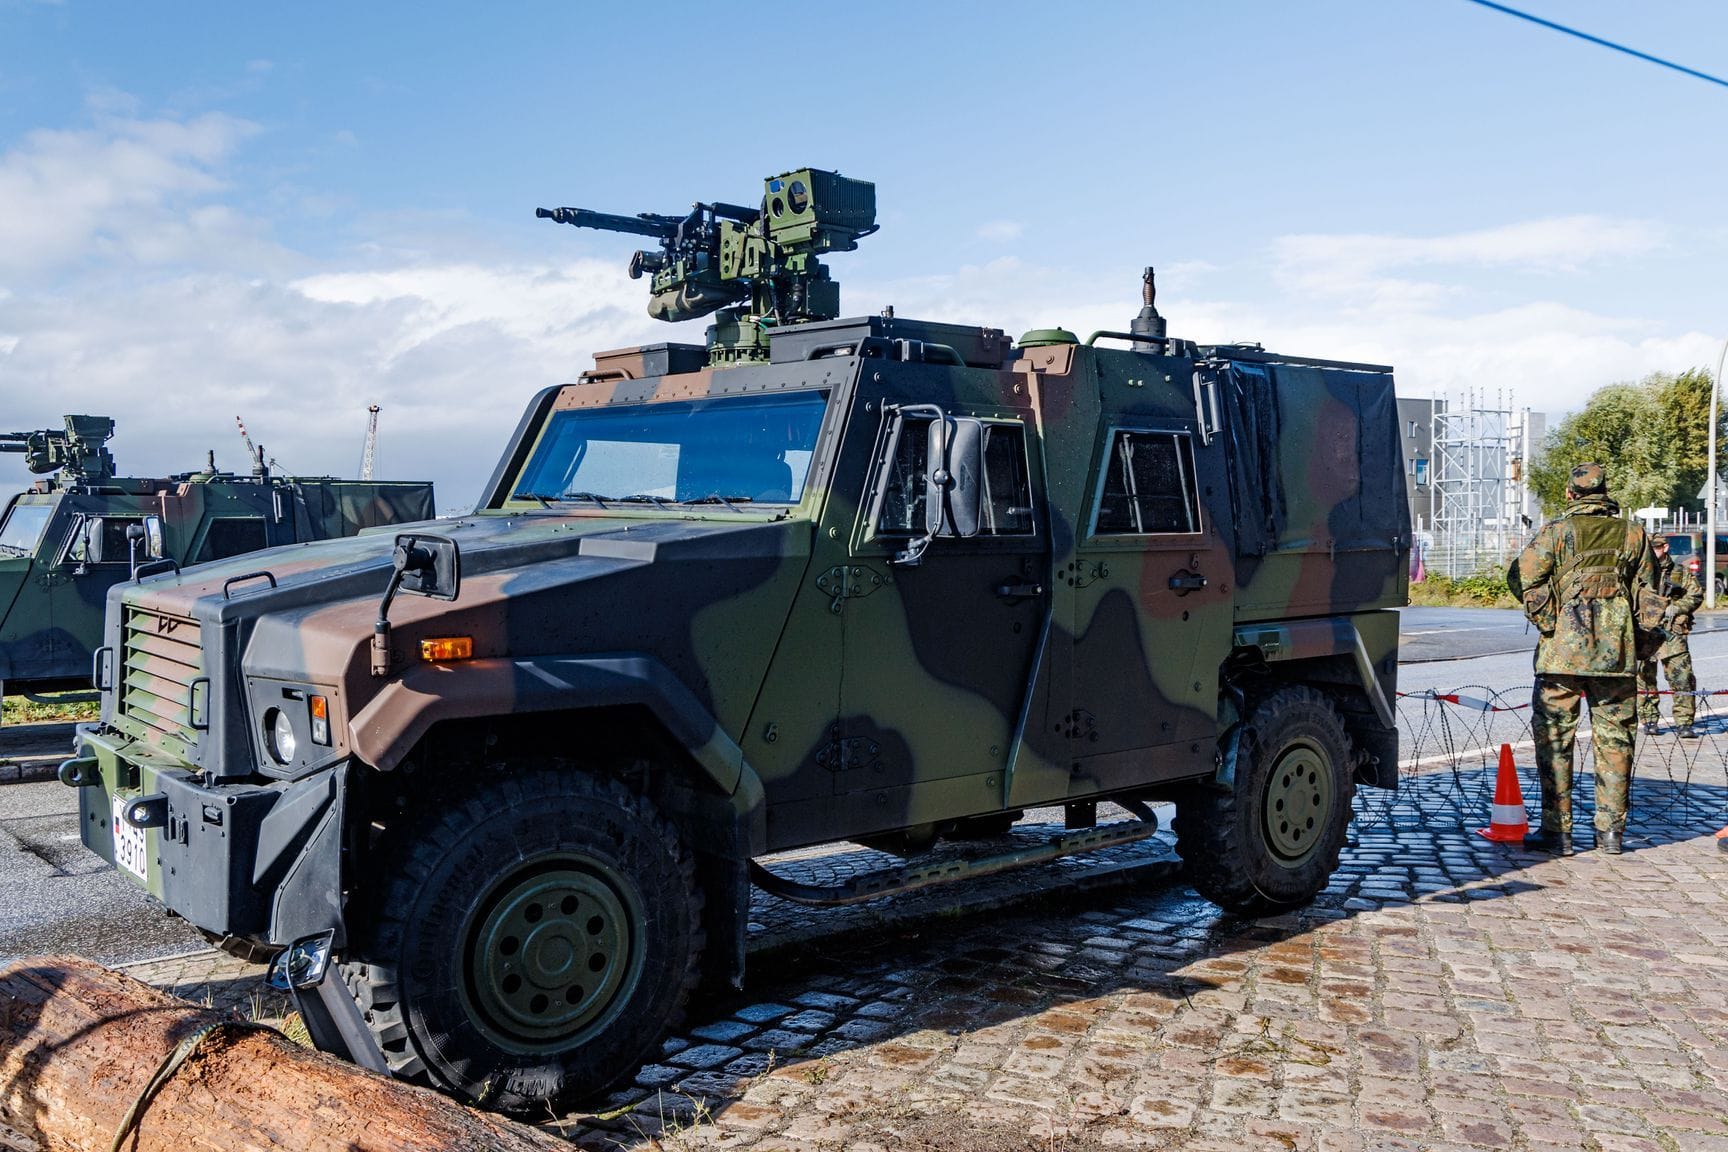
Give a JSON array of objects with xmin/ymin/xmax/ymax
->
[
  {"xmin": 234, "ymin": 415, "xmax": 279, "ymax": 475},
  {"xmin": 360, "ymin": 404, "xmax": 381, "ymax": 481}
]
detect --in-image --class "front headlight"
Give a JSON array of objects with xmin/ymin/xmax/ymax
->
[{"xmin": 266, "ymin": 708, "xmax": 298, "ymax": 764}]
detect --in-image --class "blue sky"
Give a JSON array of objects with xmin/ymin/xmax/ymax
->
[{"xmin": 2, "ymin": 0, "xmax": 1725, "ymax": 505}]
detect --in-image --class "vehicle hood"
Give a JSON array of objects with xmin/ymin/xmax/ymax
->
[{"xmin": 115, "ymin": 511, "xmax": 813, "ymax": 765}]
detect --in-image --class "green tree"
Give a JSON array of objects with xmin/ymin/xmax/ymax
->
[
  {"xmin": 1529, "ymin": 368, "xmax": 1722, "ymax": 517},
  {"xmin": 1654, "ymin": 367, "xmax": 1716, "ymax": 512}
]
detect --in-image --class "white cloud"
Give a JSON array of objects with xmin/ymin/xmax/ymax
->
[
  {"xmin": 1273, "ymin": 215, "xmax": 1665, "ymax": 299},
  {"xmin": 0, "ymin": 108, "xmax": 1714, "ymax": 514},
  {"xmin": 975, "ymin": 220, "xmax": 1024, "ymax": 243},
  {"xmin": 0, "ymin": 111, "xmax": 264, "ymax": 278}
]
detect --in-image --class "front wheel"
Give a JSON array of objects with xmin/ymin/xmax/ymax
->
[
  {"xmin": 343, "ymin": 767, "xmax": 704, "ymax": 1114},
  {"xmin": 1174, "ymin": 686, "xmax": 1355, "ymax": 916}
]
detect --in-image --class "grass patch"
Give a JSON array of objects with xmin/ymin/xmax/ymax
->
[
  {"xmin": 2, "ymin": 692, "xmax": 100, "ymax": 724},
  {"xmin": 1408, "ymin": 567, "xmax": 1518, "ymax": 609}
]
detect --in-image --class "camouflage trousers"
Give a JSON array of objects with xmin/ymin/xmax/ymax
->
[
  {"xmin": 1531, "ymin": 674, "xmax": 1635, "ymax": 836},
  {"xmin": 1637, "ymin": 644, "xmax": 1697, "ymax": 726}
]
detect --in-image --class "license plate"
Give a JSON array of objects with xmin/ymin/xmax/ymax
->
[{"xmin": 110, "ymin": 794, "xmax": 149, "ymax": 882}]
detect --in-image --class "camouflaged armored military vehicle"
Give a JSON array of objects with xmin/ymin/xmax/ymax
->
[
  {"xmin": 64, "ymin": 169, "xmax": 1408, "ymax": 1112},
  {"xmin": 0, "ymin": 415, "xmax": 435, "ymax": 702}
]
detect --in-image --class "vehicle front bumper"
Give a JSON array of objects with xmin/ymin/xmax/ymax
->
[{"xmin": 69, "ymin": 726, "xmax": 347, "ymax": 944}]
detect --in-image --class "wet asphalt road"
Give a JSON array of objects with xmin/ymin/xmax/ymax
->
[{"xmin": 2, "ymin": 605, "xmax": 1721, "ymax": 968}]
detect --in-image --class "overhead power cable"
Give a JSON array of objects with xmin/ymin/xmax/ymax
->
[{"xmin": 1463, "ymin": 0, "xmax": 1728, "ymax": 91}]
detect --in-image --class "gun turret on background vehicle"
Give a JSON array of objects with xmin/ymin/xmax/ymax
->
[
  {"xmin": 0, "ymin": 415, "xmax": 117, "ymax": 481},
  {"xmin": 539, "ymin": 168, "xmax": 876, "ymax": 366}
]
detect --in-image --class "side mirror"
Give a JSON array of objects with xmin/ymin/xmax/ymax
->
[
  {"xmin": 126, "ymin": 522, "xmax": 144, "ymax": 578},
  {"xmin": 942, "ymin": 418, "xmax": 985, "ymax": 539},
  {"xmin": 372, "ymin": 534, "xmax": 460, "ymax": 677},
  {"xmin": 394, "ymin": 533, "xmax": 460, "ymax": 601}
]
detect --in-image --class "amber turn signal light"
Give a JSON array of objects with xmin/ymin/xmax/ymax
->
[
  {"xmin": 309, "ymin": 694, "xmax": 331, "ymax": 746},
  {"xmin": 421, "ymin": 636, "xmax": 474, "ymax": 662}
]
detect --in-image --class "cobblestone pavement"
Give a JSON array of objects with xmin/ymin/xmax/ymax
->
[{"xmin": 113, "ymin": 754, "xmax": 1728, "ymax": 1152}]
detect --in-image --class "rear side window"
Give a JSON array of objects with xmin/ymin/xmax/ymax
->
[{"xmin": 1093, "ymin": 430, "xmax": 1200, "ymax": 535}]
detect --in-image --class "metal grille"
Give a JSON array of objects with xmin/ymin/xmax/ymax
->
[{"xmin": 122, "ymin": 607, "xmax": 202, "ymax": 743}]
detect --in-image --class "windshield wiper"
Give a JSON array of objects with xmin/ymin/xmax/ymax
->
[
  {"xmin": 514, "ymin": 491, "xmax": 612, "ymax": 509},
  {"xmin": 617, "ymin": 494, "xmax": 673, "ymax": 509},
  {"xmin": 681, "ymin": 494, "xmax": 752, "ymax": 513}
]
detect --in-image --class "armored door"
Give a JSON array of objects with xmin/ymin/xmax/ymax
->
[
  {"xmin": 829, "ymin": 371, "xmax": 1050, "ymax": 836},
  {"xmin": 1060, "ymin": 355, "xmax": 1235, "ymax": 790}
]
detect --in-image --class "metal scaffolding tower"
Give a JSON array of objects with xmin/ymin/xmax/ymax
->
[
  {"xmin": 360, "ymin": 404, "xmax": 380, "ymax": 481},
  {"xmin": 1429, "ymin": 390, "xmax": 1529, "ymax": 579}
]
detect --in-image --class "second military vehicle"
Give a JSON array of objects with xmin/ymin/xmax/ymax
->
[
  {"xmin": 0, "ymin": 416, "xmax": 435, "ymax": 701},
  {"xmin": 65, "ymin": 169, "xmax": 1408, "ymax": 1112}
]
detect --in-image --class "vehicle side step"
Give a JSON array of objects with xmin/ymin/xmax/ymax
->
[{"xmin": 749, "ymin": 800, "xmax": 1159, "ymax": 907}]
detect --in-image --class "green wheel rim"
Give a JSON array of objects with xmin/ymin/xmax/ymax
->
[
  {"xmin": 1263, "ymin": 740, "xmax": 1333, "ymax": 864},
  {"xmin": 463, "ymin": 859, "xmax": 643, "ymax": 1052}
]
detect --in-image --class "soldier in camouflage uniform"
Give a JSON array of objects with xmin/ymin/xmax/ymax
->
[
  {"xmin": 1509, "ymin": 462, "xmax": 1656, "ymax": 855},
  {"xmin": 1638, "ymin": 535, "xmax": 1703, "ymax": 738}
]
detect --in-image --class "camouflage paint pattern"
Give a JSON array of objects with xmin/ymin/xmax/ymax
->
[
  {"xmin": 1, "ymin": 456, "xmax": 434, "ymax": 693},
  {"xmin": 1532, "ymin": 674, "xmax": 1634, "ymax": 835},
  {"xmin": 1638, "ymin": 548, "xmax": 1703, "ymax": 725}
]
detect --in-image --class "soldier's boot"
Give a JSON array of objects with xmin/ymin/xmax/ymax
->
[
  {"xmin": 1643, "ymin": 720, "xmax": 1660, "ymax": 735},
  {"xmin": 1523, "ymin": 828, "xmax": 1573, "ymax": 856},
  {"xmin": 1680, "ymin": 724, "xmax": 1700, "ymax": 739},
  {"xmin": 1599, "ymin": 829, "xmax": 1623, "ymax": 854}
]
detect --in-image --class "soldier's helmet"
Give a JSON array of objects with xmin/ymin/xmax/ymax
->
[{"xmin": 1568, "ymin": 461, "xmax": 1607, "ymax": 495}]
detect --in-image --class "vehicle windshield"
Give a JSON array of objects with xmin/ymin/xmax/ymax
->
[
  {"xmin": 1666, "ymin": 535, "xmax": 1694, "ymax": 555},
  {"xmin": 0, "ymin": 502, "xmax": 53, "ymax": 558},
  {"xmin": 512, "ymin": 391, "xmax": 828, "ymax": 507}
]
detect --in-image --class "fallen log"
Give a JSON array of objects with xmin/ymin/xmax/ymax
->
[{"xmin": 0, "ymin": 956, "xmax": 573, "ymax": 1152}]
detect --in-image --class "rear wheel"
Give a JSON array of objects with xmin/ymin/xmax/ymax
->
[
  {"xmin": 343, "ymin": 767, "xmax": 703, "ymax": 1114},
  {"xmin": 1174, "ymin": 686, "xmax": 1354, "ymax": 916}
]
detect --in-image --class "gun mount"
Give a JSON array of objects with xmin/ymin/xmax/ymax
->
[
  {"xmin": 539, "ymin": 168, "xmax": 877, "ymax": 366},
  {"xmin": 0, "ymin": 415, "xmax": 117, "ymax": 482}
]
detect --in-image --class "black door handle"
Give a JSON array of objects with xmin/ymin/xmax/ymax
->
[
  {"xmin": 1169, "ymin": 570, "xmax": 1207, "ymax": 594},
  {"xmin": 995, "ymin": 581, "xmax": 1044, "ymax": 600}
]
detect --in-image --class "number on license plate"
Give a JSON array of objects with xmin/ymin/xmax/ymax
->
[{"xmin": 110, "ymin": 794, "xmax": 149, "ymax": 882}]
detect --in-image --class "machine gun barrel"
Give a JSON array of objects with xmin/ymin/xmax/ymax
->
[{"xmin": 535, "ymin": 206, "xmax": 681, "ymax": 240}]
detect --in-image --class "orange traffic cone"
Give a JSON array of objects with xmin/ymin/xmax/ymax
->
[{"xmin": 1478, "ymin": 743, "xmax": 1530, "ymax": 842}]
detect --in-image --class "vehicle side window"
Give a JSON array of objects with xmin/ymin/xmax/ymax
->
[
  {"xmin": 97, "ymin": 517, "xmax": 141, "ymax": 564},
  {"xmin": 875, "ymin": 416, "xmax": 932, "ymax": 535},
  {"xmin": 980, "ymin": 423, "xmax": 1033, "ymax": 536},
  {"xmin": 62, "ymin": 515, "xmax": 91, "ymax": 564},
  {"xmin": 874, "ymin": 418, "xmax": 1033, "ymax": 538},
  {"xmin": 198, "ymin": 518, "xmax": 268, "ymax": 563},
  {"xmin": 1093, "ymin": 430, "xmax": 1200, "ymax": 535}
]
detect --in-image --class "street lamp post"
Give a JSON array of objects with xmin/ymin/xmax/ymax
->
[{"xmin": 1709, "ymin": 338, "xmax": 1728, "ymax": 609}]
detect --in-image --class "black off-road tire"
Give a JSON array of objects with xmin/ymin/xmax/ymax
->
[
  {"xmin": 341, "ymin": 767, "xmax": 704, "ymax": 1114},
  {"xmin": 1174, "ymin": 686, "xmax": 1354, "ymax": 917}
]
